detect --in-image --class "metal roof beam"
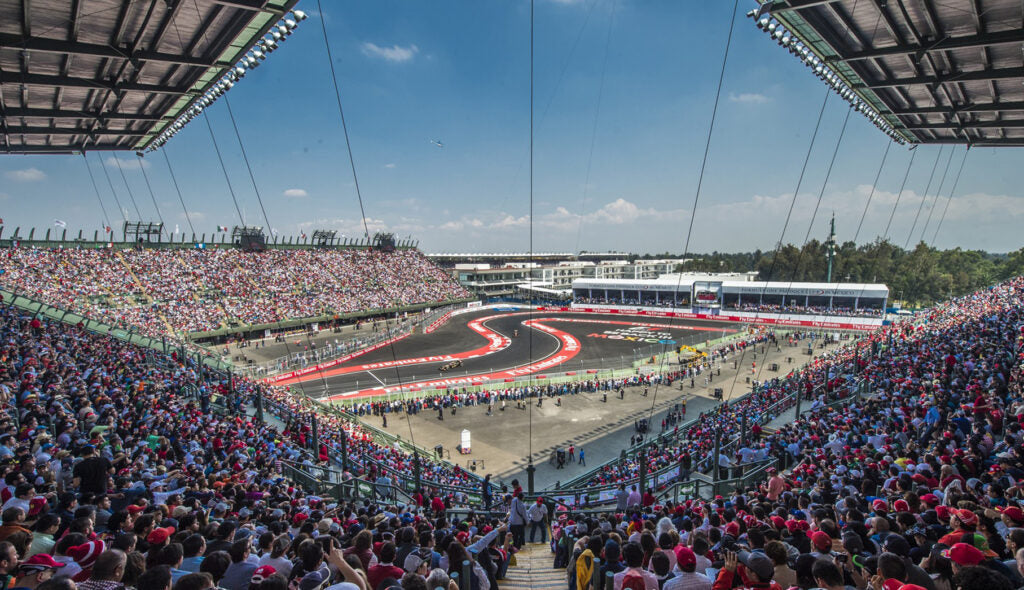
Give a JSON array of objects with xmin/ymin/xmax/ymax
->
[
  {"xmin": 0, "ymin": 144, "xmax": 128, "ymax": 154},
  {"xmin": 891, "ymin": 101, "xmax": 1024, "ymax": 116},
  {"xmin": 902, "ymin": 119, "xmax": 1024, "ymax": 130},
  {"xmin": 0, "ymin": 34, "xmax": 216, "ymax": 67},
  {"xmin": 758, "ymin": 0, "xmax": 841, "ymax": 12},
  {"xmin": 0, "ymin": 125, "xmax": 143, "ymax": 136},
  {"xmin": 3, "ymin": 107, "xmax": 165, "ymax": 121},
  {"xmin": 0, "ymin": 71, "xmax": 190, "ymax": 94},
  {"xmin": 209, "ymin": 0, "xmax": 270, "ymax": 11},
  {"xmin": 833, "ymin": 28, "xmax": 1024, "ymax": 62},
  {"xmin": 863, "ymin": 67, "xmax": 1023, "ymax": 88}
]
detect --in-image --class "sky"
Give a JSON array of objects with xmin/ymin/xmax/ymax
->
[{"xmin": 2, "ymin": 0, "xmax": 1023, "ymax": 255}]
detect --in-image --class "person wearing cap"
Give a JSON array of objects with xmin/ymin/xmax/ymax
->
[
  {"xmin": 402, "ymin": 549, "xmax": 431, "ymax": 579},
  {"xmin": 713, "ymin": 550, "xmax": 774, "ymax": 590},
  {"xmin": 527, "ymin": 499, "xmax": 547, "ymax": 544},
  {"xmin": 11, "ymin": 554, "xmax": 65, "ymax": 590},
  {"xmin": 367, "ymin": 542, "xmax": 404, "ymax": 590},
  {"xmin": 938, "ymin": 510, "xmax": 978, "ymax": 547},
  {"xmin": 941, "ymin": 543, "xmax": 988, "ymax": 576},
  {"xmin": 664, "ymin": 546, "xmax": 710, "ymax": 590}
]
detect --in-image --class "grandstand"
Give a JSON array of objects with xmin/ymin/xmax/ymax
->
[
  {"xmin": 2, "ymin": 0, "xmax": 1023, "ymax": 590},
  {"xmin": 0, "ymin": 243, "xmax": 471, "ymax": 339}
]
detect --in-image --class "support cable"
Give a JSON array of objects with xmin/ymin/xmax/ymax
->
[
  {"xmin": 918, "ymin": 145, "xmax": 957, "ymax": 243},
  {"xmin": 161, "ymin": 148, "xmax": 196, "ymax": 237},
  {"xmin": 112, "ymin": 155, "xmax": 145, "ymax": 220},
  {"xmin": 929, "ymin": 147, "xmax": 969, "ymax": 246},
  {"xmin": 82, "ymin": 153, "xmax": 112, "ymax": 233},
  {"xmin": 97, "ymin": 152, "xmax": 129, "ymax": 222},
  {"xmin": 903, "ymin": 146, "xmax": 944, "ymax": 249},
  {"xmin": 574, "ymin": 0, "xmax": 618, "ymax": 251},
  {"xmin": 316, "ymin": 0, "xmax": 371, "ymax": 241},
  {"xmin": 136, "ymin": 155, "xmax": 167, "ymax": 232}
]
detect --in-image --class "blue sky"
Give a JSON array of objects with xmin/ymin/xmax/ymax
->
[{"xmin": 2, "ymin": 0, "xmax": 1022, "ymax": 254}]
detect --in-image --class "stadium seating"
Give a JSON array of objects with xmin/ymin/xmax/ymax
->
[{"xmin": 0, "ymin": 247, "xmax": 470, "ymax": 336}]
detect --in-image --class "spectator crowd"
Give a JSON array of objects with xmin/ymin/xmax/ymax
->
[
  {"xmin": 0, "ymin": 247, "xmax": 469, "ymax": 337},
  {"xmin": 552, "ymin": 276, "xmax": 1024, "ymax": 590}
]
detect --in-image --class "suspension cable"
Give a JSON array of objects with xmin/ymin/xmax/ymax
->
[
  {"xmin": 642, "ymin": 0, "xmax": 739, "ymax": 447},
  {"xmin": 82, "ymin": 153, "xmax": 112, "ymax": 233},
  {"xmin": 882, "ymin": 147, "xmax": 918, "ymax": 239},
  {"xmin": 136, "ymin": 155, "xmax": 167, "ymax": 232},
  {"xmin": 112, "ymin": 155, "xmax": 145, "ymax": 220},
  {"xmin": 161, "ymin": 148, "xmax": 196, "ymax": 237},
  {"xmin": 918, "ymin": 145, "xmax": 957, "ymax": 243},
  {"xmin": 929, "ymin": 147, "xmax": 969, "ymax": 245},
  {"xmin": 316, "ymin": 0, "xmax": 371, "ymax": 241},
  {"xmin": 97, "ymin": 152, "xmax": 128, "ymax": 222},
  {"xmin": 223, "ymin": 98, "xmax": 276, "ymax": 236},
  {"xmin": 903, "ymin": 145, "xmax": 944, "ymax": 249},
  {"xmin": 202, "ymin": 112, "xmax": 246, "ymax": 225},
  {"xmin": 851, "ymin": 140, "xmax": 891, "ymax": 244},
  {"xmin": 574, "ymin": 0, "xmax": 618, "ymax": 251}
]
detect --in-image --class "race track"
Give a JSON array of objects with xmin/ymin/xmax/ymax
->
[{"xmin": 277, "ymin": 308, "xmax": 746, "ymax": 401}]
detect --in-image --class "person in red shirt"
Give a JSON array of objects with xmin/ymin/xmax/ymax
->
[{"xmin": 367, "ymin": 542, "xmax": 404, "ymax": 590}]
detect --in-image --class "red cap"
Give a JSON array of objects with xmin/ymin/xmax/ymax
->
[
  {"xmin": 898, "ymin": 585, "xmax": 929, "ymax": 590},
  {"xmin": 770, "ymin": 516, "xmax": 786, "ymax": 530},
  {"xmin": 251, "ymin": 565, "xmax": 276, "ymax": 584},
  {"xmin": 998, "ymin": 506, "xmax": 1024, "ymax": 524},
  {"xmin": 17, "ymin": 554, "xmax": 66, "ymax": 572},
  {"xmin": 785, "ymin": 520, "xmax": 801, "ymax": 534},
  {"xmin": 674, "ymin": 546, "xmax": 696, "ymax": 569},
  {"xmin": 920, "ymin": 494, "xmax": 939, "ymax": 506},
  {"xmin": 954, "ymin": 509, "xmax": 978, "ymax": 526},
  {"xmin": 811, "ymin": 531, "xmax": 832, "ymax": 552},
  {"xmin": 935, "ymin": 505, "xmax": 952, "ymax": 520},
  {"xmin": 941, "ymin": 543, "xmax": 985, "ymax": 566},
  {"xmin": 893, "ymin": 500, "xmax": 910, "ymax": 512},
  {"xmin": 147, "ymin": 526, "xmax": 175, "ymax": 545},
  {"xmin": 872, "ymin": 499, "xmax": 888, "ymax": 512},
  {"xmin": 725, "ymin": 522, "xmax": 740, "ymax": 537},
  {"xmin": 126, "ymin": 505, "xmax": 145, "ymax": 514}
]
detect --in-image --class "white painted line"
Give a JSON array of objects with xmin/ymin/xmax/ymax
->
[{"xmin": 366, "ymin": 371, "xmax": 385, "ymax": 386}]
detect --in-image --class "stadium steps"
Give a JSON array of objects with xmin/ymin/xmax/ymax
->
[
  {"xmin": 113, "ymin": 250, "xmax": 177, "ymax": 336},
  {"xmin": 501, "ymin": 541, "xmax": 564, "ymax": 590}
]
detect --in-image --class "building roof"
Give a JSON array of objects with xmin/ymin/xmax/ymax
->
[
  {"xmin": 753, "ymin": 0, "xmax": 1024, "ymax": 146},
  {"xmin": 0, "ymin": 0, "xmax": 299, "ymax": 154}
]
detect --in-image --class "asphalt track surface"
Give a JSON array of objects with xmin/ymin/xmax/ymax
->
[{"xmin": 281, "ymin": 309, "xmax": 746, "ymax": 401}]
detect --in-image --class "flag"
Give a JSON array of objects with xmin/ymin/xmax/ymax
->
[
  {"xmin": 0, "ymin": 218, "xmax": 4, "ymax": 225},
  {"xmin": 105, "ymin": 226, "xmax": 112, "ymax": 233},
  {"xmin": 217, "ymin": 225, "xmax": 229, "ymax": 232},
  {"xmin": 301, "ymin": 232, "xmax": 307, "ymax": 239},
  {"xmin": 271, "ymin": 228, "xmax": 279, "ymax": 236},
  {"xmin": 54, "ymin": 219, "xmax": 67, "ymax": 228},
  {"xmin": 174, "ymin": 224, "xmax": 180, "ymax": 234}
]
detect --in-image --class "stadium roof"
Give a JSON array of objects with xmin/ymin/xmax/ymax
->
[
  {"xmin": 0, "ymin": 0, "xmax": 299, "ymax": 155},
  {"xmin": 754, "ymin": 0, "xmax": 1024, "ymax": 147}
]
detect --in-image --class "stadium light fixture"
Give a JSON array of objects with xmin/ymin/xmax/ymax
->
[
  {"xmin": 747, "ymin": 11, "xmax": 906, "ymax": 145},
  {"xmin": 148, "ymin": 10, "xmax": 309, "ymax": 150}
]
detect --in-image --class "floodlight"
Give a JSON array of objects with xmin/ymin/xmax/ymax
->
[{"xmin": 292, "ymin": 10, "xmax": 307, "ymax": 20}]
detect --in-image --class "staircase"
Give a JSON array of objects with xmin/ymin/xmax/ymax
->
[{"xmin": 502, "ymin": 542, "xmax": 564, "ymax": 590}]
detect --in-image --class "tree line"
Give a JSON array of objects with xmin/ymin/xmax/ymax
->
[{"xmin": 630, "ymin": 240, "xmax": 1024, "ymax": 307}]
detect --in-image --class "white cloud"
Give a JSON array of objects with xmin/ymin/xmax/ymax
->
[
  {"xmin": 361, "ymin": 42, "xmax": 419, "ymax": 63},
  {"xmin": 283, "ymin": 188, "xmax": 308, "ymax": 198},
  {"xmin": 4, "ymin": 168, "xmax": 46, "ymax": 182},
  {"xmin": 729, "ymin": 92, "xmax": 770, "ymax": 105},
  {"xmin": 104, "ymin": 157, "xmax": 150, "ymax": 170},
  {"xmin": 384, "ymin": 163, "xmax": 396, "ymax": 169}
]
